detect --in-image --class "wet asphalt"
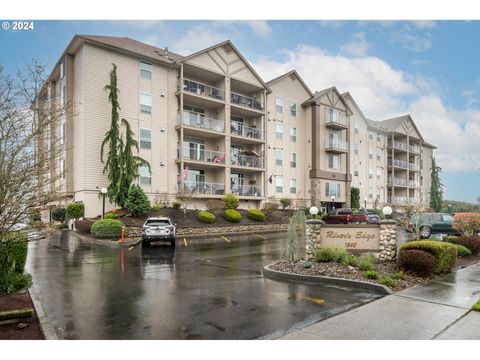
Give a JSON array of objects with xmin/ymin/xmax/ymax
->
[{"xmin": 25, "ymin": 231, "xmax": 382, "ymax": 340}]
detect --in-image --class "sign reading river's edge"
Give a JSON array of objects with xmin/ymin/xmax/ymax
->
[{"xmin": 319, "ymin": 225, "xmax": 380, "ymax": 250}]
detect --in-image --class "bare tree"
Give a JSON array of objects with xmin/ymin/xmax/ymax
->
[
  {"xmin": 175, "ymin": 188, "xmax": 196, "ymax": 216},
  {"xmin": 0, "ymin": 61, "xmax": 63, "ymax": 237},
  {"xmin": 397, "ymin": 199, "xmax": 425, "ymax": 240}
]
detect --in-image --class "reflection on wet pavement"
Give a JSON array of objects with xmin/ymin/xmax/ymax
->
[{"xmin": 26, "ymin": 231, "xmax": 382, "ymax": 339}]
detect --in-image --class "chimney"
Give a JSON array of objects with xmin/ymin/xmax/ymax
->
[{"xmin": 164, "ymin": 47, "xmax": 169, "ymax": 59}]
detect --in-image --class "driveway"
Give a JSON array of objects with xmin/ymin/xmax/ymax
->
[{"xmin": 26, "ymin": 231, "xmax": 382, "ymax": 339}]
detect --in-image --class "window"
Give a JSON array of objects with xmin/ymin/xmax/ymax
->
[
  {"xmin": 276, "ymin": 150, "xmax": 283, "ymax": 166},
  {"xmin": 354, "ymin": 123, "xmax": 359, "ymax": 134},
  {"xmin": 140, "ymin": 93, "xmax": 152, "ymax": 114},
  {"xmin": 377, "ymin": 134, "xmax": 381, "ymax": 142},
  {"xmin": 290, "ymin": 178, "xmax": 297, "ymax": 194},
  {"xmin": 60, "ymin": 61, "xmax": 64, "ymax": 79},
  {"xmin": 275, "ymin": 96, "xmax": 283, "ymax": 113},
  {"xmin": 368, "ymin": 187, "xmax": 373, "ymax": 199},
  {"xmin": 325, "ymin": 182, "xmax": 341, "ymax": 197},
  {"xmin": 140, "ymin": 61, "xmax": 152, "ymax": 80},
  {"xmin": 354, "ymin": 143, "xmax": 359, "ymax": 155},
  {"xmin": 276, "ymin": 176, "xmax": 283, "ymax": 193},
  {"xmin": 60, "ymin": 159, "xmax": 65, "ymax": 179},
  {"xmin": 140, "ymin": 128, "xmax": 151, "ymax": 150},
  {"xmin": 275, "ymin": 123, "xmax": 283, "ymax": 140},
  {"xmin": 60, "ymin": 122, "xmax": 66, "ymax": 145},
  {"xmin": 289, "ymin": 100, "xmax": 296, "ymax": 116},
  {"xmin": 376, "ymin": 167, "xmax": 382, "ymax": 180},
  {"xmin": 290, "ymin": 152, "xmax": 297, "ymax": 168},
  {"xmin": 368, "ymin": 168, "xmax": 373, "ymax": 179},
  {"xmin": 354, "ymin": 171, "xmax": 359, "ymax": 177},
  {"xmin": 369, "ymin": 132, "xmax": 374, "ymax": 140},
  {"xmin": 290, "ymin": 127, "xmax": 297, "ymax": 143},
  {"xmin": 328, "ymin": 154, "xmax": 340, "ymax": 170},
  {"xmin": 369, "ymin": 148, "xmax": 373, "ymax": 159},
  {"xmin": 61, "ymin": 85, "xmax": 66, "ymax": 107},
  {"xmin": 139, "ymin": 165, "xmax": 151, "ymax": 186}
]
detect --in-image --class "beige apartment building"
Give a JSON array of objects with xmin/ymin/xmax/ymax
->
[{"xmin": 36, "ymin": 35, "xmax": 435, "ymax": 217}]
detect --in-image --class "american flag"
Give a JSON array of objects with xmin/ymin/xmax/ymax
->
[{"xmin": 183, "ymin": 166, "xmax": 189, "ymax": 183}]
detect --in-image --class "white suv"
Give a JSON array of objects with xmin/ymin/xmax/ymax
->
[{"xmin": 141, "ymin": 217, "xmax": 176, "ymax": 247}]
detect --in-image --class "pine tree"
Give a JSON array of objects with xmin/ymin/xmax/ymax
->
[
  {"xmin": 125, "ymin": 184, "xmax": 151, "ymax": 217},
  {"xmin": 101, "ymin": 64, "xmax": 122, "ymax": 205},
  {"xmin": 350, "ymin": 187, "xmax": 360, "ymax": 209},
  {"xmin": 429, "ymin": 156, "xmax": 443, "ymax": 212}
]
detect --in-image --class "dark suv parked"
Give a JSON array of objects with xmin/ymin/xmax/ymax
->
[{"xmin": 409, "ymin": 213, "xmax": 460, "ymax": 239}]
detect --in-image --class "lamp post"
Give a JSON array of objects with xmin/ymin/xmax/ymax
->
[
  {"xmin": 331, "ymin": 196, "xmax": 336, "ymax": 210},
  {"xmin": 100, "ymin": 187, "xmax": 108, "ymax": 219},
  {"xmin": 364, "ymin": 198, "xmax": 367, "ymax": 209},
  {"xmin": 448, "ymin": 204, "xmax": 452, "ymax": 214},
  {"xmin": 382, "ymin": 206, "xmax": 393, "ymax": 220},
  {"xmin": 309, "ymin": 206, "xmax": 319, "ymax": 218}
]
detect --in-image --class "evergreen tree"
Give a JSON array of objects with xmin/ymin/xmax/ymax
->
[
  {"xmin": 350, "ymin": 187, "xmax": 360, "ymax": 209},
  {"xmin": 125, "ymin": 184, "xmax": 151, "ymax": 217},
  {"xmin": 101, "ymin": 64, "xmax": 122, "ymax": 205},
  {"xmin": 429, "ymin": 156, "xmax": 443, "ymax": 212}
]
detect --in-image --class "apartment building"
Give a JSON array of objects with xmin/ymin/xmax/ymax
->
[{"xmin": 36, "ymin": 35, "xmax": 434, "ymax": 217}]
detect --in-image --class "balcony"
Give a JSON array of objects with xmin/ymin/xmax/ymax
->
[
  {"xmin": 230, "ymin": 91, "xmax": 264, "ymax": 111},
  {"xmin": 179, "ymin": 110, "xmax": 225, "ymax": 133},
  {"xmin": 230, "ymin": 120, "xmax": 263, "ymax": 140},
  {"xmin": 231, "ymin": 184, "xmax": 263, "ymax": 198},
  {"xmin": 388, "ymin": 177, "xmax": 408, "ymax": 187},
  {"xmin": 180, "ymin": 147, "xmax": 225, "ymax": 166},
  {"xmin": 182, "ymin": 78, "xmax": 225, "ymax": 101},
  {"xmin": 408, "ymin": 179, "xmax": 420, "ymax": 187},
  {"xmin": 183, "ymin": 181, "xmax": 225, "ymax": 196},
  {"xmin": 388, "ymin": 196, "xmax": 408, "ymax": 205},
  {"xmin": 409, "ymin": 144, "xmax": 421, "ymax": 154},
  {"xmin": 231, "ymin": 152, "xmax": 264, "ymax": 169},
  {"xmin": 325, "ymin": 115, "xmax": 349, "ymax": 129},
  {"xmin": 325, "ymin": 139, "xmax": 348, "ymax": 153},
  {"xmin": 388, "ymin": 159, "xmax": 408, "ymax": 169},
  {"xmin": 389, "ymin": 140, "xmax": 408, "ymax": 152},
  {"xmin": 408, "ymin": 163, "xmax": 420, "ymax": 171}
]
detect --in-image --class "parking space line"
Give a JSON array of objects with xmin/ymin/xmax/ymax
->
[
  {"xmin": 253, "ymin": 234, "xmax": 266, "ymax": 240},
  {"xmin": 184, "ymin": 238, "xmax": 188, "ymax": 247},
  {"xmin": 128, "ymin": 246, "xmax": 134, "ymax": 251},
  {"xmin": 221, "ymin": 236, "xmax": 231, "ymax": 243}
]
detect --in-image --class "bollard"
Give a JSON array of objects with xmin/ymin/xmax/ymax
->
[{"xmin": 121, "ymin": 224, "xmax": 125, "ymax": 244}]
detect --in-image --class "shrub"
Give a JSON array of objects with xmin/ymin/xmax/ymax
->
[
  {"xmin": 280, "ymin": 197, "xmax": 292, "ymax": 210},
  {"xmin": 341, "ymin": 255, "xmax": 359, "ymax": 267},
  {"xmin": 380, "ymin": 277, "xmax": 396, "ymax": 288},
  {"xmin": 248, "ymin": 209, "xmax": 265, "ymax": 221},
  {"xmin": 302, "ymin": 261, "xmax": 313, "ymax": 269},
  {"xmin": 455, "ymin": 244, "xmax": 472, "ymax": 257},
  {"xmin": 358, "ymin": 253, "xmax": 376, "ymax": 271},
  {"xmin": 205, "ymin": 199, "xmax": 224, "ymax": 212},
  {"xmin": 306, "ymin": 214, "xmax": 322, "ymax": 220},
  {"xmin": 53, "ymin": 223, "xmax": 69, "ymax": 230},
  {"xmin": 446, "ymin": 235, "xmax": 458, "ymax": 242},
  {"xmin": 400, "ymin": 240, "xmax": 457, "ymax": 274},
  {"xmin": 398, "ymin": 249, "xmax": 437, "ymax": 276},
  {"xmin": 104, "ymin": 213, "xmax": 118, "ymax": 220},
  {"xmin": 473, "ymin": 300, "xmax": 480, "ymax": 312},
  {"xmin": 0, "ymin": 233, "xmax": 32, "ymax": 295},
  {"xmin": 90, "ymin": 219, "xmax": 123, "ymax": 238},
  {"xmin": 262, "ymin": 202, "xmax": 279, "ymax": 213},
  {"xmin": 51, "ymin": 207, "xmax": 66, "ymax": 223},
  {"xmin": 151, "ymin": 204, "xmax": 162, "ymax": 212},
  {"xmin": 125, "ymin": 184, "xmax": 151, "ymax": 217},
  {"xmin": 224, "ymin": 209, "xmax": 242, "ymax": 223},
  {"xmin": 198, "ymin": 210, "xmax": 216, "ymax": 223},
  {"xmin": 365, "ymin": 270, "xmax": 378, "ymax": 280},
  {"xmin": 222, "ymin": 194, "xmax": 239, "ymax": 210},
  {"xmin": 453, "ymin": 213, "xmax": 480, "ymax": 236},
  {"xmin": 449, "ymin": 236, "xmax": 480, "ymax": 255},
  {"xmin": 392, "ymin": 272, "xmax": 405, "ymax": 281},
  {"xmin": 172, "ymin": 201, "xmax": 181, "ymax": 209},
  {"xmin": 314, "ymin": 247, "xmax": 348, "ymax": 263},
  {"xmin": 66, "ymin": 202, "xmax": 84, "ymax": 220}
]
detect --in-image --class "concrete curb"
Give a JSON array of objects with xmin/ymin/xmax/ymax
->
[
  {"xmin": 28, "ymin": 288, "xmax": 59, "ymax": 340},
  {"xmin": 263, "ymin": 264, "xmax": 393, "ymax": 296},
  {"xmin": 181, "ymin": 228, "xmax": 287, "ymax": 239},
  {"xmin": 70, "ymin": 231, "xmax": 141, "ymax": 249}
]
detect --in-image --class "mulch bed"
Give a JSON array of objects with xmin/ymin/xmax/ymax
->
[
  {"xmin": 454, "ymin": 254, "xmax": 480, "ymax": 270},
  {"xmin": 0, "ymin": 289, "xmax": 44, "ymax": 340}
]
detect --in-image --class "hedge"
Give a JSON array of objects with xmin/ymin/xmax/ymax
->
[
  {"xmin": 0, "ymin": 232, "xmax": 32, "ymax": 295},
  {"xmin": 66, "ymin": 202, "xmax": 84, "ymax": 219},
  {"xmin": 51, "ymin": 207, "xmax": 66, "ymax": 223},
  {"xmin": 448, "ymin": 236, "xmax": 480, "ymax": 255},
  {"xmin": 198, "ymin": 210, "xmax": 216, "ymax": 223},
  {"xmin": 248, "ymin": 209, "xmax": 265, "ymax": 221},
  {"xmin": 224, "ymin": 209, "xmax": 242, "ymax": 223},
  {"xmin": 104, "ymin": 213, "xmax": 118, "ymax": 220},
  {"xmin": 400, "ymin": 240, "xmax": 457, "ymax": 274},
  {"xmin": 455, "ymin": 244, "xmax": 472, "ymax": 257},
  {"xmin": 222, "ymin": 194, "xmax": 239, "ymax": 210},
  {"xmin": 90, "ymin": 219, "xmax": 123, "ymax": 238},
  {"xmin": 398, "ymin": 249, "xmax": 436, "ymax": 276}
]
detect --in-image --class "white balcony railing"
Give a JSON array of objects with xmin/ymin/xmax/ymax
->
[
  {"xmin": 230, "ymin": 120, "xmax": 263, "ymax": 140},
  {"xmin": 182, "ymin": 181, "xmax": 225, "ymax": 196},
  {"xmin": 231, "ymin": 153, "xmax": 264, "ymax": 169},
  {"xmin": 388, "ymin": 177, "xmax": 408, "ymax": 186},
  {"xmin": 390, "ymin": 140, "xmax": 408, "ymax": 151},
  {"xmin": 230, "ymin": 91, "xmax": 264, "ymax": 111},
  {"xmin": 388, "ymin": 159, "xmax": 408, "ymax": 169},
  {"xmin": 325, "ymin": 115, "xmax": 349, "ymax": 127},
  {"xmin": 179, "ymin": 110, "xmax": 225, "ymax": 133},
  {"xmin": 182, "ymin": 78, "xmax": 225, "ymax": 101},
  {"xmin": 409, "ymin": 144, "xmax": 421, "ymax": 154},
  {"xmin": 388, "ymin": 196, "xmax": 408, "ymax": 205},
  {"xmin": 231, "ymin": 184, "xmax": 263, "ymax": 197},
  {"xmin": 181, "ymin": 147, "xmax": 225, "ymax": 165},
  {"xmin": 408, "ymin": 179, "xmax": 420, "ymax": 187},
  {"xmin": 325, "ymin": 139, "xmax": 348, "ymax": 151},
  {"xmin": 408, "ymin": 163, "xmax": 420, "ymax": 171}
]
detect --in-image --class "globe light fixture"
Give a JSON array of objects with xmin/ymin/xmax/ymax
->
[
  {"xmin": 309, "ymin": 206, "xmax": 319, "ymax": 216},
  {"xmin": 382, "ymin": 206, "xmax": 393, "ymax": 217},
  {"xmin": 100, "ymin": 187, "xmax": 108, "ymax": 219}
]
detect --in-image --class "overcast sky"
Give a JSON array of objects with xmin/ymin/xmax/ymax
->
[{"xmin": 1, "ymin": 20, "xmax": 479, "ymax": 203}]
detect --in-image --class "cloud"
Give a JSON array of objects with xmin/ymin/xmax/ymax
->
[
  {"xmin": 411, "ymin": 59, "xmax": 431, "ymax": 65},
  {"xmin": 358, "ymin": 20, "xmax": 397, "ymax": 28},
  {"xmin": 252, "ymin": 44, "xmax": 480, "ymax": 173},
  {"xmin": 410, "ymin": 20, "xmax": 436, "ymax": 29},
  {"xmin": 170, "ymin": 25, "xmax": 227, "ymax": 55},
  {"xmin": 340, "ymin": 32, "xmax": 371, "ymax": 57},
  {"xmin": 318, "ymin": 20, "xmax": 345, "ymax": 29},
  {"xmin": 244, "ymin": 20, "xmax": 272, "ymax": 38},
  {"xmin": 391, "ymin": 24, "xmax": 433, "ymax": 52}
]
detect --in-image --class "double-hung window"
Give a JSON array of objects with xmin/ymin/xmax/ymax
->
[
  {"xmin": 140, "ymin": 61, "xmax": 152, "ymax": 80},
  {"xmin": 290, "ymin": 152, "xmax": 297, "ymax": 168},
  {"xmin": 140, "ymin": 128, "xmax": 152, "ymax": 150},
  {"xmin": 290, "ymin": 178, "xmax": 297, "ymax": 194},
  {"xmin": 275, "ymin": 123, "xmax": 283, "ymax": 140},
  {"xmin": 276, "ymin": 176, "xmax": 283, "ymax": 193},
  {"xmin": 139, "ymin": 165, "xmax": 151, "ymax": 186},
  {"xmin": 328, "ymin": 154, "xmax": 340, "ymax": 170},
  {"xmin": 289, "ymin": 101, "xmax": 296, "ymax": 116},
  {"xmin": 276, "ymin": 150, "xmax": 283, "ymax": 166},
  {"xmin": 290, "ymin": 127, "xmax": 297, "ymax": 143},
  {"xmin": 275, "ymin": 96, "xmax": 283, "ymax": 113},
  {"xmin": 325, "ymin": 182, "xmax": 341, "ymax": 197},
  {"xmin": 140, "ymin": 93, "xmax": 152, "ymax": 114}
]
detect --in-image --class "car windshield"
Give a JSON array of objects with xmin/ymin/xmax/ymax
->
[
  {"xmin": 145, "ymin": 220, "xmax": 170, "ymax": 226},
  {"xmin": 442, "ymin": 214, "xmax": 453, "ymax": 222}
]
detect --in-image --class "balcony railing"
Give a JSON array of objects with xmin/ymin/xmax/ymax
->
[
  {"xmin": 388, "ymin": 196, "xmax": 408, "ymax": 205},
  {"xmin": 388, "ymin": 177, "xmax": 408, "ymax": 186},
  {"xmin": 408, "ymin": 163, "xmax": 420, "ymax": 171},
  {"xmin": 388, "ymin": 159, "xmax": 408, "ymax": 169},
  {"xmin": 231, "ymin": 153, "xmax": 264, "ymax": 169},
  {"xmin": 325, "ymin": 139, "xmax": 348, "ymax": 152},
  {"xmin": 179, "ymin": 110, "xmax": 225, "ymax": 133},
  {"xmin": 230, "ymin": 120, "xmax": 263, "ymax": 140},
  {"xmin": 182, "ymin": 78, "xmax": 225, "ymax": 101},
  {"xmin": 390, "ymin": 140, "xmax": 408, "ymax": 151},
  {"xmin": 408, "ymin": 180, "xmax": 420, "ymax": 187},
  {"xmin": 230, "ymin": 91, "xmax": 264, "ymax": 111},
  {"xmin": 181, "ymin": 147, "xmax": 225, "ymax": 165},
  {"xmin": 325, "ymin": 115, "xmax": 349, "ymax": 128},
  {"xmin": 183, "ymin": 181, "xmax": 225, "ymax": 196},
  {"xmin": 231, "ymin": 184, "xmax": 263, "ymax": 197},
  {"xmin": 409, "ymin": 144, "xmax": 421, "ymax": 154}
]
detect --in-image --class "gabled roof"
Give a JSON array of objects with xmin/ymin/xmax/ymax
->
[
  {"xmin": 175, "ymin": 40, "xmax": 271, "ymax": 93},
  {"xmin": 266, "ymin": 70, "xmax": 314, "ymax": 97},
  {"xmin": 379, "ymin": 115, "xmax": 425, "ymax": 142},
  {"xmin": 303, "ymin": 86, "xmax": 353, "ymax": 115}
]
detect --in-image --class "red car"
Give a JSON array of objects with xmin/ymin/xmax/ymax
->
[{"xmin": 322, "ymin": 208, "xmax": 369, "ymax": 224}]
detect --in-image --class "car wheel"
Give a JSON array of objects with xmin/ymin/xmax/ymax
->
[
  {"xmin": 142, "ymin": 240, "xmax": 150, "ymax": 248},
  {"xmin": 420, "ymin": 226, "xmax": 432, "ymax": 239},
  {"xmin": 170, "ymin": 239, "xmax": 176, "ymax": 248}
]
